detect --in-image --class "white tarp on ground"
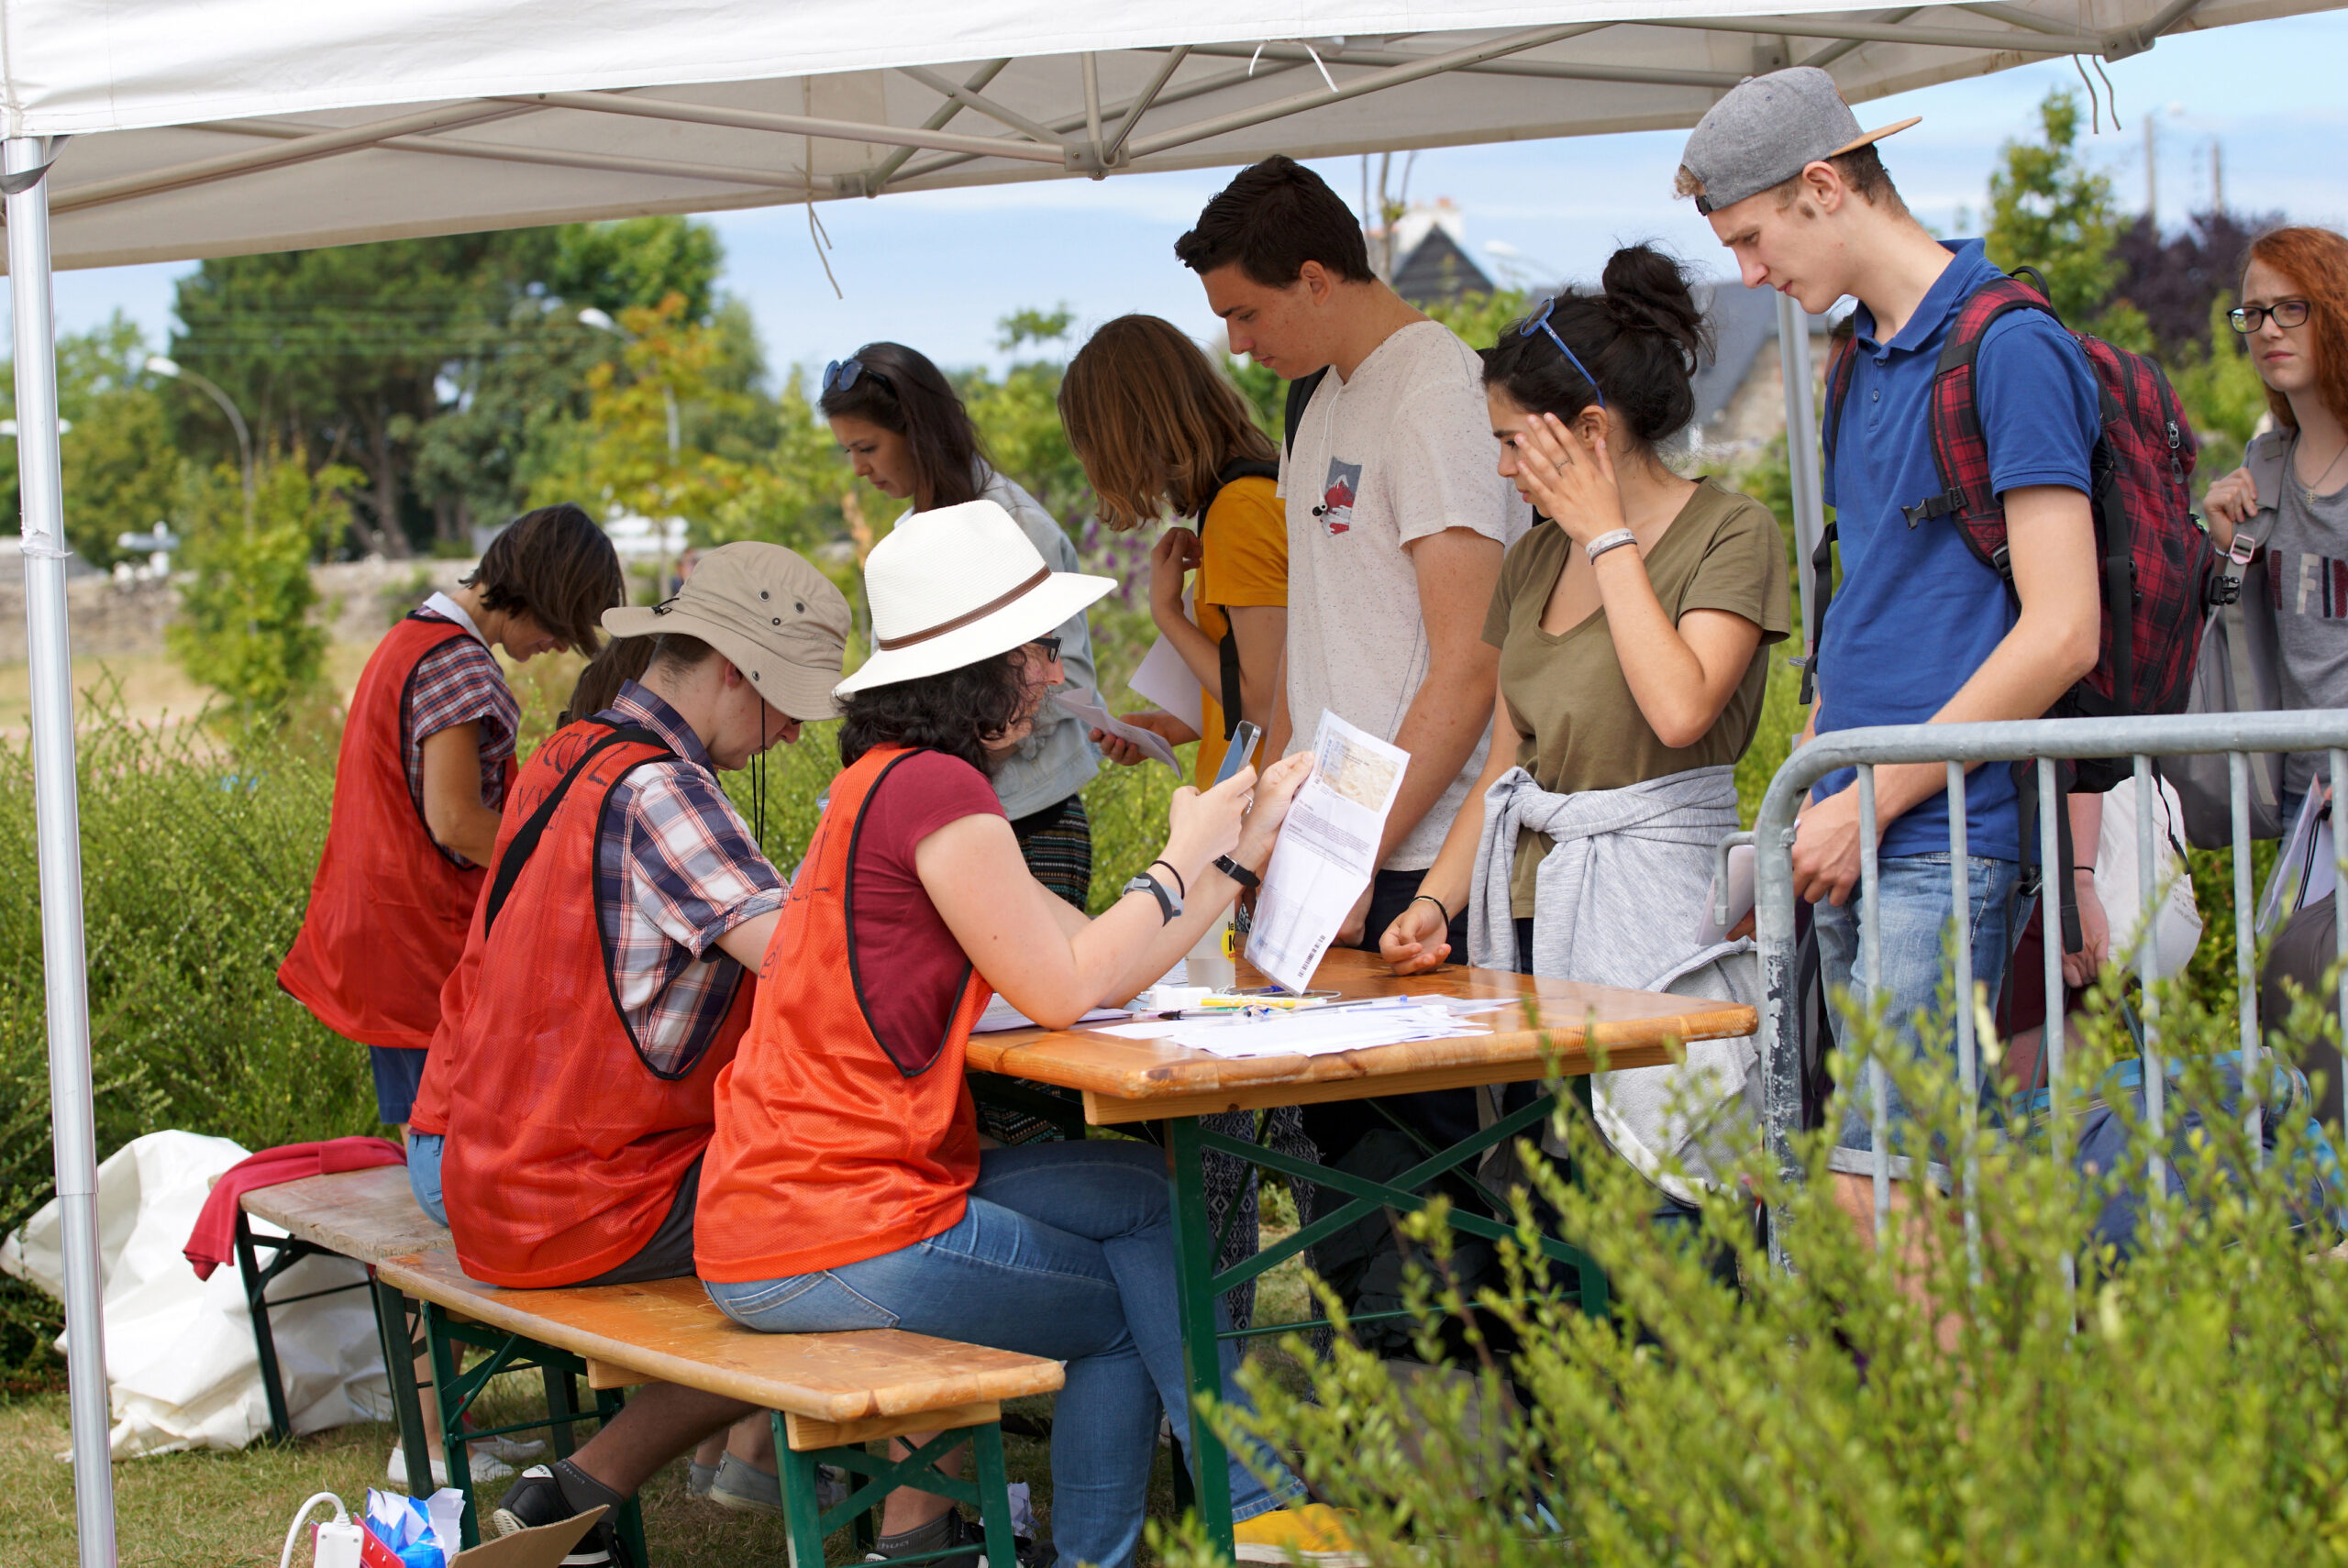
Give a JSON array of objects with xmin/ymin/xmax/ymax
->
[
  {"xmin": 3, "ymin": 0, "xmax": 2335, "ymax": 271},
  {"xmin": 0, "ymin": 1131, "xmax": 388, "ymax": 1458}
]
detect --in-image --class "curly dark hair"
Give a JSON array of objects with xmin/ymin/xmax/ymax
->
[{"xmin": 838, "ymin": 650, "xmax": 1032, "ymax": 775}]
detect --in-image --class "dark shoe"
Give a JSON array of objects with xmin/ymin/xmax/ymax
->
[
  {"xmin": 865, "ymin": 1510, "xmax": 986, "ymax": 1568},
  {"xmin": 490, "ymin": 1466, "xmax": 631, "ymax": 1568}
]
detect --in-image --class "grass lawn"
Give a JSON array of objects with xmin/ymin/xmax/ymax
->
[{"xmin": 0, "ymin": 1223, "xmax": 1316, "ymax": 1566}]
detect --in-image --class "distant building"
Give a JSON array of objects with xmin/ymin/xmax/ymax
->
[
  {"xmin": 1685, "ymin": 282, "xmax": 1835, "ymax": 464},
  {"xmin": 1393, "ymin": 225, "xmax": 1497, "ymax": 307}
]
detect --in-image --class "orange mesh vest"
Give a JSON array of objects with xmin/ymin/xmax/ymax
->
[
  {"xmin": 279, "ymin": 614, "xmax": 515, "ymax": 1052},
  {"xmin": 440, "ymin": 719, "xmax": 755, "ymax": 1287},
  {"xmin": 697, "ymin": 746, "xmax": 991, "ymax": 1284}
]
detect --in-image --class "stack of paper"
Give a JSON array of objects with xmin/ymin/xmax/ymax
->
[
  {"xmin": 1163, "ymin": 997, "xmax": 1490, "ymax": 1059},
  {"xmin": 971, "ymin": 997, "xmax": 1130, "ymax": 1033},
  {"xmin": 1246, "ymin": 712, "xmax": 1410, "ymax": 993}
]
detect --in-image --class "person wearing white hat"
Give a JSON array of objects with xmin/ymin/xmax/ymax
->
[{"xmin": 695, "ymin": 501, "xmax": 1361, "ymax": 1567}]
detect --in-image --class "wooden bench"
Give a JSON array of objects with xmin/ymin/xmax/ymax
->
[
  {"xmin": 377, "ymin": 1247, "xmax": 1065, "ymax": 1566},
  {"xmin": 238, "ymin": 1165, "xmax": 450, "ymax": 1491}
]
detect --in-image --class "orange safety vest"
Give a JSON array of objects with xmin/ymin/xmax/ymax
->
[
  {"xmin": 697, "ymin": 745, "xmax": 992, "ymax": 1284},
  {"xmin": 440, "ymin": 718, "xmax": 754, "ymax": 1287},
  {"xmin": 279, "ymin": 614, "xmax": 515, "ymax": 1053}
]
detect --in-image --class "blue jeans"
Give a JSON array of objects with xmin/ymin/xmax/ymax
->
[
  {"xmin": 1816, "ymin": 854, "xmax": 2026, "ymax": 1185},
  {"xmin": 406, "ymin": 1132, "xmax": 448, "ymax": 1227},
  {"xmin": 703, "ymin": 1141, "xmax": 1301, "ymax": 1568}
]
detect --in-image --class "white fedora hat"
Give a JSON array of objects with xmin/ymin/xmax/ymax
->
[{"xmin": 835, "ymin": 499, "xmax": 1114, "ymax": 697}]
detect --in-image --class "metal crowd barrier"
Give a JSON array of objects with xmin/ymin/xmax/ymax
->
[{"xmin": 1747, "ymin": 710, "xmax": 2348, "ymax": 1271}]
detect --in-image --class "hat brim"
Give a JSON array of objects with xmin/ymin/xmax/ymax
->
[
  {"xmin": 1831, "ymin": 115, "xmax": 1921, "ymax": 159},
  {"xmin": 834, "ymin": 571, "xmax": 1117, "ymax": 698},
  {"xmin": 604, "ymin": 603, "xmax": 846, "ymax": 722}
]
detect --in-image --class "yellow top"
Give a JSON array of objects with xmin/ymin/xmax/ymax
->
[{"xmin": 1191, "ymin": 474, "xmax": 1289, "ymax": 788}]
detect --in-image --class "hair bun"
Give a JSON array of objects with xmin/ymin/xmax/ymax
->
[{"xmin": 1600, "ymin": 245, "xmax": 1709, "ymax": 366}]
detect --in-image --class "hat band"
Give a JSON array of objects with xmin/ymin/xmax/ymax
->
[{"xmin": 875, "ymin": 565, "xmax": 1052, "ymax": 652}]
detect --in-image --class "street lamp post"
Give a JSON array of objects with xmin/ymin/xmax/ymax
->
[
  {"xmin": 146, "ymin": 355, "xmax": 253, "ymax": 516},
  {"xmin": 578, "ymin": 307, "xmax": 682, "ymax": 597}
]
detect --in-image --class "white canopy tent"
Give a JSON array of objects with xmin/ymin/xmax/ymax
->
[{"xmin": 6, "ymin": 1, "xmax": 2330, "ymax": 1559}]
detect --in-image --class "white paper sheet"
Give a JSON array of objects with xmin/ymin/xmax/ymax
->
[
  {"xmin": 1245, "ymin": 712, "xmax": 1409, "ymax": 993},
  {"xmin": 1055, "ymin": 689, "xmax": 1181, "ymax": 771},
  {"xmin": 1130, "ymin": 625, "xmax": 1205, "ymax": 737},
  {"xmin": 2258, "ymin": 786, "xmax": 2336, "ymax": 939},
  {"xmin": 1167, "ymin": 998, "xmax": 1488, "ymax": 1058},
  {"xmin": 971, "ymin": 997, "xmax": 1131, "ymax": 1033}
]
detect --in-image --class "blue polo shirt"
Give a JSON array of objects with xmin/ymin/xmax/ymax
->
[{"xmin": 1812, "ymin": 239, "xmax": 2100, "ymax": 861}]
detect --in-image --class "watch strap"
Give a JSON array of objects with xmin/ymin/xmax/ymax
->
[
  {"xmin": 1124, "ymin": 872, "xmax": 1180, "ymax": 922},
  {"xmin": 1213, "ymin": 854, "xmax": 1259, "ymax": 890}
]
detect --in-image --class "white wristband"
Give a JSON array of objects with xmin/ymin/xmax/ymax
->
[{"xmin": 1586, "ymin": 528, "xmax": 1638, "ymax": 562}]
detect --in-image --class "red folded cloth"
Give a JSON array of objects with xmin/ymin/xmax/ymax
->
[{"xmin": 183, "ymin": 1135, "xmax": 405, "ymax": 1280}]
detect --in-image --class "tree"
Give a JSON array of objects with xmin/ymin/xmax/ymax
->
[
  {"xmin": 2110, "ymin": 208, "xmax": 2278, "ymax": 359},
  {"xmin": 1985, "ymin": 90, "xmax": 2147, "ymax": 348},
  {"xmin": 167, "ymin": 455, "xmax": 360, "ymax": 731},
  {"xmin": 962, "ymin": 307, "xmax": 1092, "ymax": 528},
  {"xmin": 0, "ymin": 313, "xmax": 182, "ymax": 568}
]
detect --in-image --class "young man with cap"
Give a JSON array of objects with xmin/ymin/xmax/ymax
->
[
  {"xmin": 1177, "ymin": 153, "xmax": 1531, "ymax": 1170},
  {"xmin": 415, "ymin": 541, "xmax": 848, "ymax": 1564},
  {"xmin": 1679, "ymin": 69, "xmax": 2103, "ymax": 1244}
]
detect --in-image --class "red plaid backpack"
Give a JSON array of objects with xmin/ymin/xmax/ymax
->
[{"xmin": 1815, "ymin": 268, "xmax": 2218, "ymax": 792}]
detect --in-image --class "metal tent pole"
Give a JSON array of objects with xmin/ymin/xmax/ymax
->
[
  {"xmin": 1774, "ymin": 290, "xmax": 1825, "ymax": 661},
  {"xmin": 6, "ymin": 132, "xmax": 116, "ymax": 1566}
]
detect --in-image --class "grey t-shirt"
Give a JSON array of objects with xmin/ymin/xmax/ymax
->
[{"xmin": 2265, "ymin": 459, "xmax": 2348, "ymax": 798}]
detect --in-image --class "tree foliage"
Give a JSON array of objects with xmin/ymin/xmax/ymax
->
[
  {"xmin": 1986, "ymin": 91, "xmax": 2147, "ymax": 348},
  {"xmin": 0, "ymin": 312, "xmax": 182, "ymax": 568}
]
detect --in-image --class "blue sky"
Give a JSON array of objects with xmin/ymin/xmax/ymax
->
[{"xmin": 33, "ymin": 12, "xmax": 2348, "ymax": 381}]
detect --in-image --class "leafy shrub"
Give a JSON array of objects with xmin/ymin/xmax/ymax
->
[{"xmin": 1164, "ymin": 970, "xmax": 2348, "ymax": 1567}]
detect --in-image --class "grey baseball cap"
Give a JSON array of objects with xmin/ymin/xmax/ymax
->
[{"xmin": 1677, "ymin": 67, "xmax": 1919, "ymax": 215}]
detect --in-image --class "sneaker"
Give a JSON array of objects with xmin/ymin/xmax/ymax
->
[
  {"xmin": 387, "ymin": 1444, "xmax": 512, "ymax": 1488},
  {"xmin": 489, "ymin": 1466, "xmax": 631, "ymax": 1568},
  {"xmin": 471, "ymin": 1432, "xmax": 548, "ymax": 1464},
  {"xmin": 708, "ymin": 1452, "xmax": 850, "ymax": 1516},
  {"xmin": 1231, "ymin": 1503, "xmax": 1368, "ymax": 1567},
  {"xmin": 686, "ymin": 1459, "xmax": 719, "ymax": 1499},
  {"xmin": 865, "ymin": 1509, "xmax": 986, "ymax": 1568}
]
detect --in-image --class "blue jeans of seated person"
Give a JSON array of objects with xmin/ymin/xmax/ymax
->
[
  {"xmin": 703, "ymin": 1140, "xmax": 1302, "ymax": 1568},
  {"xmin": 406, "ymin": 1132, "xmax": 448, "ymax": 1228},
  {"xmin": 1817, "ymin": 854, "xmax": 2027, "ymax": 1187}
]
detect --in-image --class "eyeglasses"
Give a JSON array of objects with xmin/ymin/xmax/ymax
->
[
  {"xmin": 1027, "ymin": 635, "xmax": 1063, "ymax": 663},
  {"xmin": 1519, "ymin": 298, "xmax": 1606, "ymax": 410},
  {"xmin": 822, "ymin": 357, "xmax": 896, "ymax": 398},
  {"xmin": 2230, "ymin": 298, "xmax": 2312, "ymax": 334}
]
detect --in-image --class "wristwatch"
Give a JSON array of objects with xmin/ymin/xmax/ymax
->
[
  {"xmin": 1213, "ymin": 854, "xmax": 1259, "ymax": 890},
  {"xmin": 1124, "ymin": 870, "xmax": 1181, "ymax": 923}
]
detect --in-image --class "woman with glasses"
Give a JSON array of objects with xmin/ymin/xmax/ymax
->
[
  {"xmin": 820, "ymin": 342, "xmax": 1103, "ymax": 914},
  {"xmin": 1379, "ymin": 243, "xmax": 1786, "ymax": 1104},
  {"xmin": 2202, "ymin": 226, "xmax": 2348, "ymax": 828}
]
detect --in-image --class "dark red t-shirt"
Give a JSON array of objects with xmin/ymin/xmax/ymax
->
[{"xmin": 848, "ymin": 749, "xmax": 1007, "ymax": 1064}]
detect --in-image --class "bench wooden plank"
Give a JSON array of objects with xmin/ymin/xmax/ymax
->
[
  {"xmin": 784, "ymin": 1400, "xmax": 1001, "ymax": 1451},
  {"xmin": 240, "ymin": 1164, "xmax": 447, "ymax": 1263},
  {"xmin": 376, "ymin": 1249, "xmax": 1063, "ymax": 1425}
]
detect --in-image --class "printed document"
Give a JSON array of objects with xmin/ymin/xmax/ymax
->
[
  {"xmin": 1053, "ymin": 689, "xmax": 1181, "ymax": 771},
  {"xmin": 1244, "ymin": 711, "xmax": 1408, "ymax": 992}
]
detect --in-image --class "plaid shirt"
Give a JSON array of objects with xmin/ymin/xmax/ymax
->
[
  {"xmin": 593, "ymin": 681, "xmax": 785, "ymax": 1077},
  {"xmin": 404, "ymin": 604, "xmax": 518, "ymax": 867}
]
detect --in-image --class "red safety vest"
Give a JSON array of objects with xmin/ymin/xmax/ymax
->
[
  {"xmin": 697, "ymin": 745, "xmax": 992, "ymax": 1285},
  {"xmin": 279, "ymin": 614, "xmax": 515, "ymax": 1053},
  {"xmin": 440, "ymin": 718, "xmax": 755, "ymax": 1287}
]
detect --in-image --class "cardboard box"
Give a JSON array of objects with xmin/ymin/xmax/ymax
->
[{"xmin": 446, "ymin": 1506, "xmax": 607, "ymax": 1568}]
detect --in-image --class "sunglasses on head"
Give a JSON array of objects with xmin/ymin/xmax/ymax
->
[
  {"xmin": 822, "ymin": 358, "xmax": 897, "ymax": 399},
  {"xmin": 1519, "ymin": 298, "xmax": 1606, "ymax": 411}
]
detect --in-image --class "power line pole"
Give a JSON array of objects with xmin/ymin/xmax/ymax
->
[
  {"xmin": 2211, "ymin": 138, "xmax": 2224, "ymax": 214},
  {"xmin": 2144, "ymin": 109, "xmax": 2158, "ymax": 226}
]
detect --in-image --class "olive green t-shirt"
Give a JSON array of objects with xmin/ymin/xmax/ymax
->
[{"xmin": 1480, "ymin": 478, "xmax": 1791, "ymax": 916}]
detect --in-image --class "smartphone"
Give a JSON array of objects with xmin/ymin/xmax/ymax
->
[{"xmin": 1214, "ymin": 721, "xmax": 1262, "ymax": 787}]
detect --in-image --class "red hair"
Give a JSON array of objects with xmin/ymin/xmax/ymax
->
[{"xmin": 2246, "ymin": 226, "xmax": 2348, "ymax": 431}]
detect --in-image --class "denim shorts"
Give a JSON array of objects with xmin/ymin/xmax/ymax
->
[{"xmin": 1815, "ymin": 852, "xmax": 2028, "ymax": 1185}]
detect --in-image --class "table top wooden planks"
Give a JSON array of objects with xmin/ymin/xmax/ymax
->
[
  {"xmin": 374, "ymin": 1249, "xmax": 1064, "ymax": 1431},
  {"xmin": 239, "ymin": 1163, "xmax": 447, "ymax": 1262},
  {"xmin": 964, "ymin": 948, "xmax": 1756, "ymax": 1124}
]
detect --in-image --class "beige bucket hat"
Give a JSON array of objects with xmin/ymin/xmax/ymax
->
[
  {"xmin": 602, "ymin": 541, "xmax": 851, "ymax": 720},
  {"xmin": 835, "ymin": 500, "xmax": 1113, "ymax": 698}
]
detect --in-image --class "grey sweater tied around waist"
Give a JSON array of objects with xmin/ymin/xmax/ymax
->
[{"xmin": 1466, "ymin": 764, "xmax": 1763, "ymax": 1204}]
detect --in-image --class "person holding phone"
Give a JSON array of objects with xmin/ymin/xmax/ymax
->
[{"xmin": 1058, "ymin": 314, "xmax": 1288, "ymax": 789}]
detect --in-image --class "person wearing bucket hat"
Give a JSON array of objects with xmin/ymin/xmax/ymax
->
[
  {"xmin": 696, "ymin": 502, "xmax": 1360, "ymax": 1567},
  {"xmin": 1681, "ymin": 67, "xmax": 2103, "ymax": 1264},
  {"xmin": 408, "ymin": 542, "xmax": 852, "ymax": 1565}
]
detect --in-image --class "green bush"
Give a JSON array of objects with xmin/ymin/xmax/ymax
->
[{"xmin": 1166, "ymin": 972, "xmax": 2348, "ymax": 1566}]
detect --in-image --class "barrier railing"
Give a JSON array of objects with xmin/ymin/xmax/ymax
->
[{"xmin": 1750, "ymin": 710, "xmax": 2348, "ymax": 1272}]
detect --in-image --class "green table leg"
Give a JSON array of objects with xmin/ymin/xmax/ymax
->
[
  {"xmin": 421, "ymin": 1301, "xmax": 480, "ymax": 1548},
  {"xmin": 1166, "ymin": 1115, "xmax": 1235, "ymax": 1556},
  {"xmin": 969, "ymin": 1422, "xmax": 1016, "ymax": 1568}
]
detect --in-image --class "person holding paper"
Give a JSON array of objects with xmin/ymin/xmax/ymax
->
[
  {"xmin": 696, "ymin": 499, "xmax": 1357, "ymax": 1568},
  {"xmin": 1058, "ymin": 313, "xmax": 1290, "ymax": 787},
  {"xmin": 1379, "ymin": 246, "xmax": 1789, "ymax": 993},
  {"xmin": 821, "ymin": 340, "xmax": 1102, "ymax": 909}
]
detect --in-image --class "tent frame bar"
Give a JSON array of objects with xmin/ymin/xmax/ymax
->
[
  {"xmin": 200, "ymin": 117, "xmax": 829, "ymax": 194},
  {"xmin": 1644, "ymin": 14, "xmax": 2106, "ymax": 51},
  {"xmin": 899, "ymin": 63, "xmax": 1069, "ymax": 148},
  {"xmin": 509, "ymin": 88, "xmax": 1071, "ymax": 166},
  {"xmin": 1172, "ymin": 38, "xmax": 1744, "ymax": 90},
  {"xmin": 6, "ymin": 130, "xmax": 116, "ymax": 1568},
  {"xmin": 865, "ymin": 58, "xmax": 1010, "ymax": 194},
  {"xmin": 1105, "ymin": 45, "xmax": 1189, "ymax": 163}
]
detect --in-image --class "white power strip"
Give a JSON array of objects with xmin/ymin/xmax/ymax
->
[{"xmin": 279, "ymin": 1492, "xmax": 362, "ymax": 1568}]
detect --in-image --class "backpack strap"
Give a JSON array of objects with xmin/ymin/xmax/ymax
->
[
  {"xmin": 1283, "ymin": 368, "xmax": 1329, "ymax": 458},
  {"xmin": 1902, "ymin": 274, "xmax": 2063, "ymax": 545},
  {"xmin": 1801, "ymin": 329, "xmax": 1865, "ymax": 706},
  {"xmin": 482, "ymin": 724, "xmax": 672, "ymax": 939},
  {"xmin": 2215, "ymin": 428, "xmax": 2294, "ymax": 602},
  {"xmin": 1192, "ymin": 456, "xmax": 1282, "ymax": 740}
]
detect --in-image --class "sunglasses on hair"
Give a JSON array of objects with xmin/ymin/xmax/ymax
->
[
  {"xmin": 1518, "ymin": 298, "xmax": 1606, "ymax": 410},
  {"xmin": 822, "ymin": 358, "xmax": 896, "ymax": 398},
  {"xmin": 2230, "ymin": 298, "xmax": 2311, "ymax": 334}
]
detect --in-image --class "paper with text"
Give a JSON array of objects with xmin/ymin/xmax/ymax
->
[{"xmin": 1244, "ymin": 711, "xmax": 1408, "ymax": 993}]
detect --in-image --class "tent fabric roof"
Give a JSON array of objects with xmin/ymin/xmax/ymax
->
[{"xmin": 8, "ymin": 0, "xmax": 2326, "ymax": 272}]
